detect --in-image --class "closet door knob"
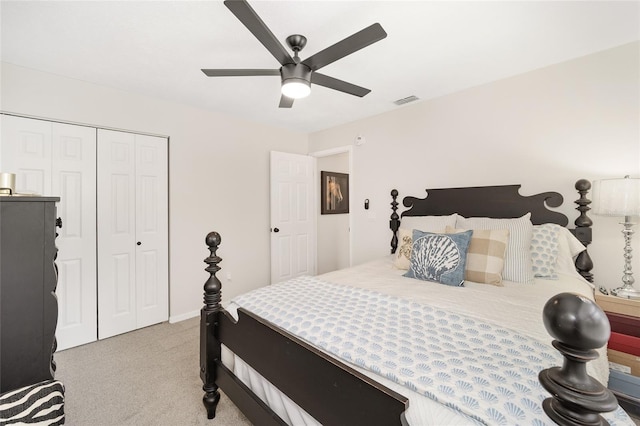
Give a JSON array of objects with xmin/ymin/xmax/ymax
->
[
  {"xmin": 273, "ymin": 228, "xmax": 280, "ymax": 233},
  {"xmin": 137, "ymin": 241, "xmax": 142, "ymax": 246}
]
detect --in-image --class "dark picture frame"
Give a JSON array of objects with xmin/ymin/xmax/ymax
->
[{"xmin": 321, "ymin": 171, "xmax": 349, "ymax": 214}]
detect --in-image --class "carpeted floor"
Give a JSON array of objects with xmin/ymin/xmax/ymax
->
[
  {"xmin": 55, "ymin": 317, "xmax": 251, "ymax": 426},
  {"xmin": 53, "ymin": 316, "xmax": 640, "ymax": 426}
]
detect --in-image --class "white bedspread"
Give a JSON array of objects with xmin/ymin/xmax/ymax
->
[{"xmin": 224, "ymin": 256, "xmax": 633, "ymax": 426}]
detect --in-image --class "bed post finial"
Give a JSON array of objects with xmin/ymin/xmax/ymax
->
[
  {"xmin": 200, "ymin": 231, "xmax": 222, "ymax": 419},
  {"xmin": 574, "ymin": 179, "xmax": 594, "ymax": 282},
  {"xmin": 390, "ymin": 189, "xmax": 400, "ymax": 254},
  {"xmin": 539, "ymin": 293, "xmax": 617, "ymax": 426},
  {"xmin": 574, "ymin": 179, "xmax": 593, "ymax": 228}
]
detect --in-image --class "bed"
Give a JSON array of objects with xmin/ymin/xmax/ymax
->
[{"xmin": 199, "ymin": 179, "xmax": 633, "ymax": 425}]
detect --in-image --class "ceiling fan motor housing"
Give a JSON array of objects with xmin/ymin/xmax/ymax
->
[{"xmin": 281, "ymin": 63, "xmax": 311, "ymax": 84}]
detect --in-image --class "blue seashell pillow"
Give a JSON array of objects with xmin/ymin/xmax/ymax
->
[{"xmin": 404, "ymin": 229, "xmax": 473, "ymax": 286}]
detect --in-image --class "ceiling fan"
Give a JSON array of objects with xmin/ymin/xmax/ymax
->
[{"xmin": 201, "ymin": 0, "xmax": 387, "ymax": 108}]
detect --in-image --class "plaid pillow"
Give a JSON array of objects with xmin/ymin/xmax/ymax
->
[
  {"xmin": 446, "ymin": 226, "xmax": 509, "ymax": 286},
  {"xmin": 455, "ymin": 214, "xmax": 534, "ymax": 284}
]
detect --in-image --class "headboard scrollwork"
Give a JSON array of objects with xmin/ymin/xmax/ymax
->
[{"xmin": 390, "ymin": 180, "xmax": 594, "ymax": 282}]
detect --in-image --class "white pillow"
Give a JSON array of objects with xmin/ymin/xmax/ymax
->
[
  {"xmin": 531, "ymin": 224, "xmax": 562, "ymax": 279},
  {"xmin": 456, "ymin": 213, "xmax": 534, "ymax": 283},
  {"xmin": 554, "ymin": 227, "xmax": 587, "ymax": 276},
  {"xmin": 393, "ymin": 228, "xmax": 414, "ymax": 269},
  {"xmin": 399, "ymin": 214, "xmax": 458, "ymax": 233},
  {"xmin": 393, "ymin": 214, "xmax": 458, "ymax": 270}
]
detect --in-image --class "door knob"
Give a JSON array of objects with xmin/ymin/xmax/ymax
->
[
  {"xmin": 137, "ymin": 241, "xmax": 142, "ymax": 246},
  {"xmin": 273, "ymin": 228, "xmax": 280, "ymax": 233}
]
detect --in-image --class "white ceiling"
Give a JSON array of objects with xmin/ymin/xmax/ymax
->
[{"xmin": 1, "ymin": 1, "xmax": 639, "ymax": 134}]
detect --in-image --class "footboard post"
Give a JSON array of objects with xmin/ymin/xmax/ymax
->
[
  {"xmin": 200, "ymin": 232, "xmax": 223, "ymax": 419},
  {"xmin": 538, "ymin": 293, "xmax": 617, "ymax": 425}
]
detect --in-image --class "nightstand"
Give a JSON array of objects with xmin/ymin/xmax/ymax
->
[
  {"xmin": 595, "ymin": 293, "xmax": 640, "ymax": 417},
  {"xmin": 596, "ymin": 293, "xmax": 640, "ymax": 317}
]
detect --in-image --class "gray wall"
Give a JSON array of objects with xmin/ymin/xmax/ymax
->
[{"xmin": 308, "ymin": 42, "xmax": 640, "ymax": 290}]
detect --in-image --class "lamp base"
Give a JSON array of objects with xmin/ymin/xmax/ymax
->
[{"xmin": 611, "ymin": 286, "xmax": 640, "ymax": 299}]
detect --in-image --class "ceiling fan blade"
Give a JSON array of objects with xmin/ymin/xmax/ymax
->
[
  {"xmin": 279, "ymin": 95, "xmax": 294, "ymax": 108},
  {"xmin": 224, "ymin": 0, "xmax": 294, "ymax": 66},
  {"xmin": 201, "ymin": 69, "xmax": 280, "ymax": 77},
  {"xmin": 301, "ymin": 23, "xmax": 387, "ymax": 71},
  {"xmin": 311, "ymin": 73, "xmax": 371, "ymax": 97}
]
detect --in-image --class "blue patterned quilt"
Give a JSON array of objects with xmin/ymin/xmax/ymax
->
[{"xmin": 233, "ymin": 276, "xmax": 631, "ymax": 425}]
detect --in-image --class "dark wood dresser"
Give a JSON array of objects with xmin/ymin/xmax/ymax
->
[{"xmin": 1, "ymin": 196, "xmax": 60, "ymax": 393}]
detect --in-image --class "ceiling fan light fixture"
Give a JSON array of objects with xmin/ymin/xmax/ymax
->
[
  {"xmin": 281, "ymin": 79, "xmax": 311, "ymax": 99},
  {"xmin": 281, "ymin": 63, "xmax": 312, "ymax": 99}
]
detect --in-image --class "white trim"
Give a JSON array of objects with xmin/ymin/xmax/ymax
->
[
  {"xmin": 309, "ymin": 146, "xmax": 351, "ymax": 158},
  {"xmin": 169, "ymin": 309, "xmax": 200, "ymax": 324},
  {"xmin": 0, "ymin": 111, "xmax": 169, "ymax": 139},
  {"xmin": 310, "ymin": 145, "xmax": 354, "ymax": 268}
]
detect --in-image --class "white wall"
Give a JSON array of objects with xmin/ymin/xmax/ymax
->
[
  {"xmin": 317, "ymin": 152, "xmax": 350, "ymax": 274},
  {"xmin": 0, "ymin": 62, "xmax": 308, "ymax": 322},
  {"xmin": 308, "ymin": 42, "xmax": 640, "ymax": 291}
]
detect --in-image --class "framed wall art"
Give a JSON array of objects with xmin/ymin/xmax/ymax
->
[{"xmin": 321, "ymin": 171, "xmax": 349, "ymax": 214}]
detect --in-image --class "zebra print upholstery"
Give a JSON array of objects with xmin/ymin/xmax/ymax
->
[{"xmin": 0, "ymin": 380, "xmax": 64, "ymax": 425}]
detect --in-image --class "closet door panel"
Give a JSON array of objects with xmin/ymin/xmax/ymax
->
[
  {"xmin": 0, "ymin": 115, "xmax": 52, "ymax": 195},
  {"xmin": 135, "ymin": 135, "xmax": 169, "ymax": 328},
  {"xmin": 97, "ymin": 129, "xmax": 137, "ymax": 339},
  {"xmin": 1, "ymin": 116, "xmax": 98, "ymax": 350},
  {"xmin": 52, "ymin": 123, "xmax": 97, "ymax": 350}
]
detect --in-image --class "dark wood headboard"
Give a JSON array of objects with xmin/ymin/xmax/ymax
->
[{"xmin": 389, "ymin": 179, "xmax": 594, "ymax": 282}]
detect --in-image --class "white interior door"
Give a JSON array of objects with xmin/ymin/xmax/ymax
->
[
  {"xmin": 0, "ymin": 115, "xmax": 52, "ymax": 196},
  {"xmin": 1, "ymin": 115, "xmax": 98, "ymax": 350},
  {"xmin": 98, "ymin": 129, "xmax": 137, "ymax": 339},
  {"xmin": 270, "ymin": 151, "xmax": 316, "ymax": 284},
  {"xmin": 97, "ymin": 129, "xmax": 168, "ymax": 339},
  {"xmin": 52, "ymin": 122, "xmax": 97, "ymax": 350},
  {"xmin": 134, "ymin": 134, "xmax": 168, "ymax": 329}
]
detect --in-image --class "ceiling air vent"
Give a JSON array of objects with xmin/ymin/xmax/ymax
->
[{"xmin": 393, "ymin": 95, "xmax": 420, "ymax": 106}]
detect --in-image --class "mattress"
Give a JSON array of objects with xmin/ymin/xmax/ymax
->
[{"xmin": 222, "ymin": 256, "xmax": 633, "ymax": 425}]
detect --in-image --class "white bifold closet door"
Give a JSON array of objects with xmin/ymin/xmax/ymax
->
[
  {"xmin": 0, "ymin": 115, "xmax": 97, "ymax": 350},
  {"xmin": 97, "ymin": 129, "xmax": 168, "ymax": 340}
]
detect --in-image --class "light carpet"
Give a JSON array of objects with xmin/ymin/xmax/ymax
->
[
  {"xmin": 55, "ymin": 317, "xmax": 251, "ymax": 426},
  {"xmin": 52, "ymin": 316, "xmax": 640, "ymax": 426}
]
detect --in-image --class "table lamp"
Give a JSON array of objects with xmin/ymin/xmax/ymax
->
[{"xmin": 592, "ymin": 175, "xmax": 640, "ymax": 299}]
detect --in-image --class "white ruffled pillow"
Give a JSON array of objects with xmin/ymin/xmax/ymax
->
[
  {"xmin": 554, "ymin": 227, "xmax": 587, "ymax": 277},
  {"xmin": 393, "ymin": 214, "xmax": 458, "ymax": 269}
]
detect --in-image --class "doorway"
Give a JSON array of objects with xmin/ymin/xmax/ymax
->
[{"xmin": 312, "ymin": 146, "xmax": 352, "ymax": 274}]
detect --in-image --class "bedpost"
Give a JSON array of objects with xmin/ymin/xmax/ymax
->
[
  {"xmin": 573, "ymin": 179, "xmax": 594, "ymax": 282},
  {"xmin": 200, "ymin": 232, "xmax": 222, "ymax": 419},
  {"xmin": 538, "ymin": 293, "xmax": 617, "ymax": 425},
  {"xmin": 390, "ymin": 189, "xmax": 400, "ymax": 254}
]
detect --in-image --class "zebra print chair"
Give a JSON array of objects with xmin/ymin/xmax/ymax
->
[{"xmin": 0, "ymin": 380, "xmax": 64, "ymax": 425}]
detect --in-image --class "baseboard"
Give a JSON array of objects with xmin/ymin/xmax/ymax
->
[{"xmin": 169, "ymin": 310, "xmax": 200, "ymax": 324}]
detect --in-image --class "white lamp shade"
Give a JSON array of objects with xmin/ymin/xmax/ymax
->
[{"xmin": 592, "ymin": 177, "xmax": 640, "ymax": 216}]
